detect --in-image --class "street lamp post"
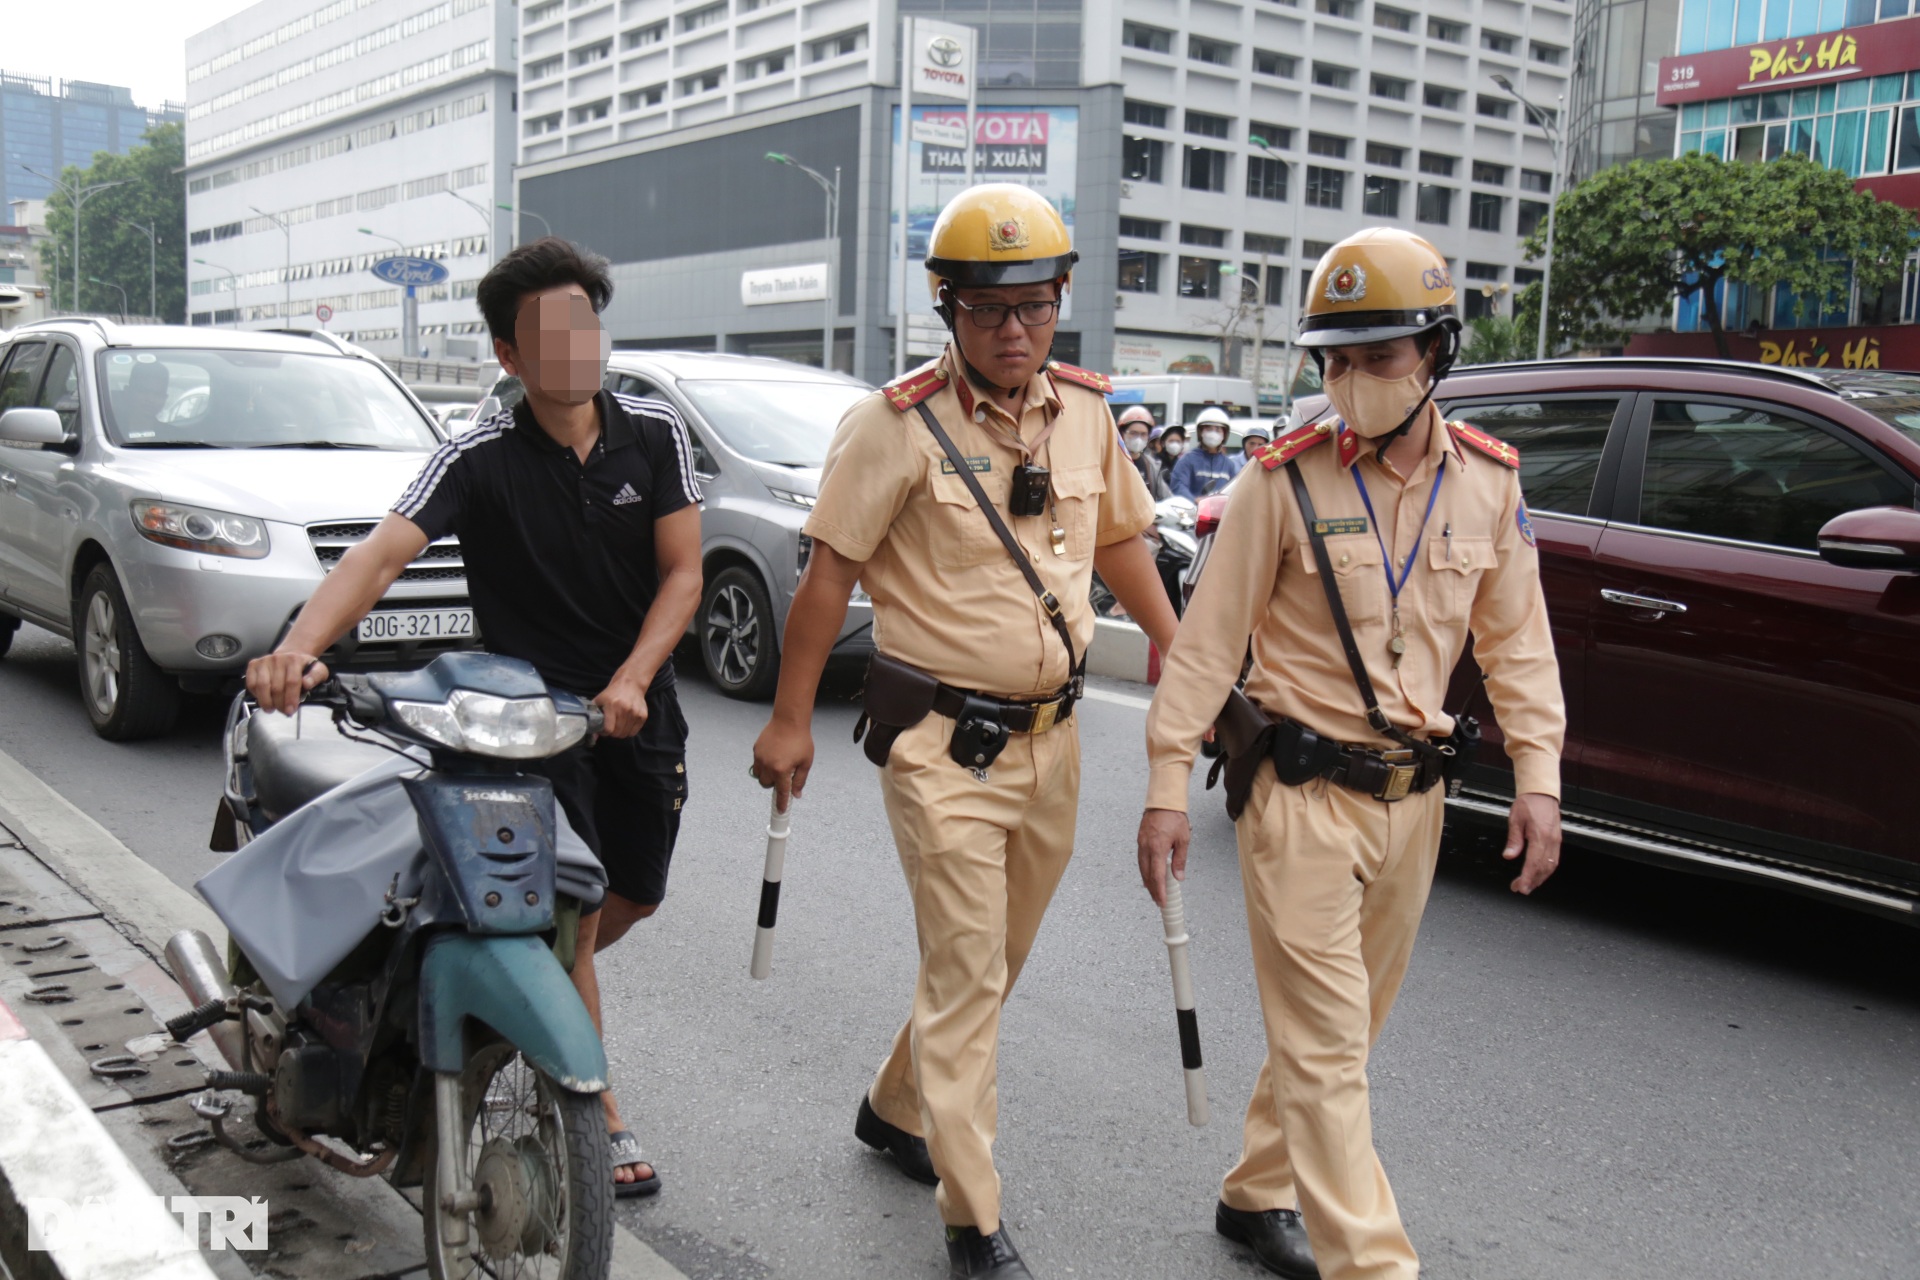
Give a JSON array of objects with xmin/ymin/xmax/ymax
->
[
  {"xmin": 765, "ymin": 152, "xmax": 842, "ymax": 373},
  {"xmin": 249, "ymin": 205, "xmax": 292, "ymax": 322},
  {"xmin": 1491, "ymin": 74, "xmax": 1565, "ymax": 361},
  {"xmin": 88, "ymin": 276, "xmax": 128, "ymax": 322},
  {"xmin": 360, "ymin": 227, "xmax": 416, "ymax": 357},
  {"xmin": 444, "ymin": 190, "xmax": 495, "ymax": 261},
  {"xmin": 496, "ymin": 204, "xmax": 552, "ymax": 249},
  {"xmin": 193, "ymin": 257, "xmax": 239, "ymax": 327},
  {"xmin": 23, "ymin": 166, "xmax": 126, "ymax": 315},
  {"xmin": 118, "ymin": 218, "xmax": 158, "ymax": 320},
  {"xmin": 1249, "ymin": 136, "xmax": 1302, "ymax": 415}
]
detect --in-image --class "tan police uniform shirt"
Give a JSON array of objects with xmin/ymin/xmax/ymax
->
[
  {"xmin": 1145, "ymin": 404, "xmax": 1565, "ymax": 809},
  {"xmin": 805, "ymin": 346, "xmax": 1156, "ymax": 697}
]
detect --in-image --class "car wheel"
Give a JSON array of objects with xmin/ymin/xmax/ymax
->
[
  {"xmin": 76, "ymin": 563, "xmax": 179, "ymax": 741},
  {"xmin": 700, "ymin": 566, "xmax": 779, "ymax": 700},
  {"xmin": 0, "ymin": 611, "xmax": 17, "ymax": 661}
]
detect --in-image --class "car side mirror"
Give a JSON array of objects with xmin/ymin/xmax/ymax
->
[
  {"xmin": 1817, "ymin": 505, "xmax": 1920, "ymax": 572},
  {"xmin": 0, "ymin": 406, "xmax": 66, "ymax": 446}
]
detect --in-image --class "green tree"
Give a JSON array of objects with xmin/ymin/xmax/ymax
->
[
  {"xmin": 37, "ymin": 122, "xmax": 186, "ymax": 322},
  {"xmin": 1457, "ymin": 314, "xmax": 1534, "ymax": 365},
  {"xmin": 1520, "ymin": 151, "xmax": 1918, "ymax": 358}
]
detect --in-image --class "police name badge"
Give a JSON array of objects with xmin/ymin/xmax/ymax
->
[
  {"xmin": 1312, "ymin": 517, "xmax": 1369, "ymax": 537},
  {"xmin": 941, "ymin": 457, "xmax": 992, "ymax": 474}
]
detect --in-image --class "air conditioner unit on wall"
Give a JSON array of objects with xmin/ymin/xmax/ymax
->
[
  {"xmin": 1115, "ymin": 295, "xmax": 1126, "ymax": 308},
  {"xmin": 1121, "ymin": 181, "xmax": 1134, "ymax": 199}
]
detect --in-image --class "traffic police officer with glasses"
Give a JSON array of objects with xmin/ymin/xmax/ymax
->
[
  {"xmin": 752, "ymin": 184, "xmax": 1178, "ymax": 1280},
  {"xmin": 1137, "ymin": 228, "xmax": 1566, "ymax": 1280}
]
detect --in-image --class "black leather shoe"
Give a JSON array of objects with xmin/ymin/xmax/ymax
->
[
  {"xmin": 945, "ymin": 1225, "xmax": 1032, "ymax": 1278},
  {"xmin": 1216, "ymin": 1201, "xmax": 1321, "ymax": 1280},
  {"xmin": 855, "ymin": 1095, "xmax": 938, "ymax": 1186}
]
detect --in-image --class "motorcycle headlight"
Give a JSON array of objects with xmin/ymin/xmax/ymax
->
[
  {"xmin": 391, "ymin": 690, "xmax": 590, "ymax": 759},
  {"xmin": 131, "ymin": 500, "xmax": 270, "ymax": 559}
]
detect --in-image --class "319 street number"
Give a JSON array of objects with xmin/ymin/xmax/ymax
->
[{"xmin": 358, "ymin": 609, "xmax": 475, "ymax": 642}]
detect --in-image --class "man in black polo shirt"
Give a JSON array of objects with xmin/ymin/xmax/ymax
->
[{"xmin": 246, "ymin": 238, "xmax": 703, "ymax": 1198}]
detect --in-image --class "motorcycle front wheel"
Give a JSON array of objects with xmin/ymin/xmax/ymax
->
[{"xmin": 425, "ymin": 1044, "xmax": 612, "ymax": 1280}]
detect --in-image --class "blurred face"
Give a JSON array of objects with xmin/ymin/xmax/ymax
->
[
  {"xmin": 1161, "ymin": 429, "xmax": 1187, "ymax": 457},
  {"xmin": 1243, "ymin": 436, "xmax": 1267, "ymax": 458},
  {"xmin": 1198, "ymin": 420, "xmax": 1227, "ymax": 451},
  {"xmin": 123, "ymin": 364, "xmax": 169, "ymax": 422},
  {"xmin": 496, "ymin": 285, "xmax": 607, "ymax": 406},
  {"xmin": 1322, "ymin": 336, "xmax": 1426, "ymax": 384},
  {"xmin": 949, "ymin": 281, "xmax": 1060, "ymax": 392}
]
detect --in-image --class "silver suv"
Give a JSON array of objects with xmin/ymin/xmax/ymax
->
[
  {"xmin": 0, "ymin": 319, "xmax": 470, "ymax": 740},
  {"xmin": 482, "ymin": 351, "xmax": 875, "ymax": 698}
]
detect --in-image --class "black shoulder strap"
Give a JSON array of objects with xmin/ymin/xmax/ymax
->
[
  {"xmin": 914, "ymin": 402, "xmax": 1081, "ymax": 688},
  {"xmin": 1284, "ymin": 459, "xmax": 1427, "ymax": 752}
]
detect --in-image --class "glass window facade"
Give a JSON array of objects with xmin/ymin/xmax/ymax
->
[
  {"xmin": 1567, "ymin": 0, "xmax": 1682, "ymax": 182},
  {"xmin": 1677, "ymin": 0, "xmax": 1878, "ymax": 52},
  {"xmin": 902, "ymin": 0, "xmax": 1083, "ymax": 87},
  {"xmin": 1676, "ymin": 75, "xmax": 1913, "ymax": 177}
]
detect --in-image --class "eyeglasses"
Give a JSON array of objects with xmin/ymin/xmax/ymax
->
[{"xmin": 950, "ymin": 296, "xmax": 1062, "ymax": 329}]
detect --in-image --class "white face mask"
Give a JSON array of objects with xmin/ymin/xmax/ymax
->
[
  {"xmin": 1199, "ymin": 429, "xmax": 1225, "ymax": 449},
  {"xmin": 1162, "ymin": 438, "xmax": 1186, "ymax": 457},
  {"xmin": 1124, "ymin": 434, "xmax": 1149, "ymax": 455},
  {"xmin": 1324, "ymin": 356, "xmax": 1433, "ymax": 439}
]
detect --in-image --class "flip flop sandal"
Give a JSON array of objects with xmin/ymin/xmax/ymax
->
[{"xmin": 608, "ymin": 1130, "xmax": 661, "ymax": 1198}]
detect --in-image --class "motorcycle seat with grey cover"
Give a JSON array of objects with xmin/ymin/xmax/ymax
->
[{"xmin": 249, "ymin": 707, "xmax": 395, "ymax": 823}]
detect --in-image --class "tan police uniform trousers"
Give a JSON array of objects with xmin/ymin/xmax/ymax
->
[
  {"xmin": 866, "ymin": 707, "xmax": 1081, "ymax": 1234},
  {"xmin": 1221, "ymin": 766, "xmax": 1444, "ymax": 1280}
]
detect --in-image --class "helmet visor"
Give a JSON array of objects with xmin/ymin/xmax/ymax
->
[
  {"xmin": 926, "ymin": 251, "xmax": 1078, "ymax": 289},
  {"xmin": 1296, "ymin": 307, "xmax": 1457, "ymax": 349}
]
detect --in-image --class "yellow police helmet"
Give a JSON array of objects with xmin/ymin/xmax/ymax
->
[
  {"xmin": 1297, "ymin": 227, "xmax": 1460, "ymax": 351},
  {"xmin": 924, "ymin": 183, "xmax": 1078, "ymax": 298}
]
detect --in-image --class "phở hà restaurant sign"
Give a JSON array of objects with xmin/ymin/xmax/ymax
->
[{"xmin": 1654, "ymin": 15, "xmax": 1920, "ymax": 106}]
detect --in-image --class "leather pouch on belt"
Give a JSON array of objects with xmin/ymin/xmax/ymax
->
[
  {"xmin": 854, "ymin": 653, "xmax": 940, "ymax": 767},
  {"xmin": 1209, "ymin": 688, "xmax": 1278, "ymax": 821}
]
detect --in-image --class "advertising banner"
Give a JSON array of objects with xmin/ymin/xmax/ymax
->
[
  {"xmin": 1654, "ymin": 16, "xmax": 1920, "ymax": 106},
  {"xmin": 1112, "ymin": 333, "xmax": 1221, "ymax": 377},
  {"xmin": 910, "ymin": 19, "xmax": 976, "ymax": 103},
  {"xmin": 740, "ymin": 264, "xmax": 828, "ymax": 307},
  {"xmin": 888, "ymin": 105, "xmax": 1078, "ymax": 317}
]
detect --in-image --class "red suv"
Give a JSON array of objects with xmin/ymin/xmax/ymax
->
[{"xmin": 1188, "ymin": 358, "xmax": 1920, "ymax": 923}]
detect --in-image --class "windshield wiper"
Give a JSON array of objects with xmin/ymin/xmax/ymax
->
[
  {"xmin": 249, "ymin": 440, "xmax": 385, "ymax": 450},
  {"xmin": 119, "ymin": 441, "xmax": 234, "ymax": 449}
]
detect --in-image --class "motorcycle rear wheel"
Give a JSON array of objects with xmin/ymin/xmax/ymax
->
[{"xmin": 425, "ymin": 1044, "xmax": 612, "ymax": 1280}]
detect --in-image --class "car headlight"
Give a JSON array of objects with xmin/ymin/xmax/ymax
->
[
  {"xmin": 131, "ymin": 501, "xmax": 270, "ymax": 559},
  {"xmin": 391, "ymin": 690, "xmax": 590, "ymax": 759},
  {"xmin": 768, "ymin": 487, "xmax": 816, "ymax": 509}
]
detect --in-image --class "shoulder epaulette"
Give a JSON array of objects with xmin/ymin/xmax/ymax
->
[
  {"xmin": 1044, "ymin": 360, "xmax": 1113, "ymax": 395},
  {"xmin": 882, "ymin": 362, "xmax": 951, "ymax": 411},
  {"xmin": 1448, "ymin": 420, "xmax": 1521, "ymax": 469},
  {"xmin": 1255, "ymin": 419, "xmax": 1338, "ymax": 470}
]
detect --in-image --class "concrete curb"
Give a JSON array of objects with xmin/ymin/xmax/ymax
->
[
  {"xmin": 1086, "ymin": 617, "xmax": 1159, "ymax": 685},
  {"xmin": 0, "ymin": 999, "xmax": 219, "ymax": 1280},
  {"xmin": 0, "ymin": 745, "xmax": 689, "ymax": 1280}
]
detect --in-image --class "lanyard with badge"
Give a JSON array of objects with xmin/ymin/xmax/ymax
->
[{"xmin": 1348, "ymin": 454, "xmax": 1446, "ymax": 668}]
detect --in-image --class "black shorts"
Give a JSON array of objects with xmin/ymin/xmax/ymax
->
[{"xmin": 532, "ymin": 683, "xmax": 688, "ymax": 909}]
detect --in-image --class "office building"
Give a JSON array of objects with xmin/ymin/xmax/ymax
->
[
  {"xmin": 515, "ymin": 0, "xmax": 1569, "ymax": 401},
  {"xmin": 1625, "ymin": 0, "xmax": 1920, "ymax": 364},
  {"xmin": 181, "ymin": 0, "xmax": 519, "ymax": 355},
  {"xmin": 1, "ymin": 71, "xmax": 181, "ymax": 214},
  {"xmin": 1565, "ymin": 0, "xmax": 1681, "ymax": 183}
]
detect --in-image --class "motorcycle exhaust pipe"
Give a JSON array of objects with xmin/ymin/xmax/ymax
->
[{"xmin": 164, "ymin": 929, "xmax": 247, "ymax": 1071}]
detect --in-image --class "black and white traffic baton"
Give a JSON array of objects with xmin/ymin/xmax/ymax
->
[
  {"xmin": 749, "ymin": 792, "xmax": 791, "ymax": 979},
  {"xmin": 1159, "ymin": 878, "xmax": 1209, "ymax": 1126}
]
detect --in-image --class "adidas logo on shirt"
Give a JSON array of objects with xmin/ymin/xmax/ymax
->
[{"xmin": 611, "ymin": 483, "xmax": 642, "ymax": 506}]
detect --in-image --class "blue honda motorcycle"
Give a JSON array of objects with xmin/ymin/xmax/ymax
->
[{"xmin": 167, "ymin": 651, "xmax": 614, "ymax": 1280}]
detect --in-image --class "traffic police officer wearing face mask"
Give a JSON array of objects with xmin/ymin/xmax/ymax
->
[
  {"xmin": 1137, "ymin": 228, "xmax": 1567, "ymax": 1280},
  {"xmin": 751, "ymin": 184, "xmax": 1179, "ymax": 1280},
  {"xmin": 1170, "ymin": 405, "xmax": 1243, "ymax": 499}
]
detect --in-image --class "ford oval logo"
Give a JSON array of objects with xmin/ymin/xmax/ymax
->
[
  {"xmin": 927, "ymin": 35, "xmax": 964, "ymax": 68},
  {"xmin": 370, "ymin": 255, "xmax": 451, "ymax": 286}
]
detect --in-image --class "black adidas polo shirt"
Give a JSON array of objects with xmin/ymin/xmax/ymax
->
[{"xmin": 393, "ymin": 390, "xmax": 701, "ymax": 697}]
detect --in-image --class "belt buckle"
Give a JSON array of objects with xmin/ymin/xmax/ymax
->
[
  {"xmin": 1376, "ymin": 749, "xmax": 1416, "ymax": 803},
  {"xmin": 1029, "ymin": 699, "xmax": 1060, "ymax": 735}
]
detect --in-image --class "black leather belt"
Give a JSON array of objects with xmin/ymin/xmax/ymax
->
[
  {"xmin": 1318, "ymin": 740, "xmax": 1445, "ymax": 803},
  {"xmin": 931, "ymin": 682, "xmax": 1075, "ymax": 735}
]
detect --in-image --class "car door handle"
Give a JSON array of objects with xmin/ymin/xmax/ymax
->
[{"xmin": 1601, "ymin": 588, "xmax": 1687, "ymax": 615}]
